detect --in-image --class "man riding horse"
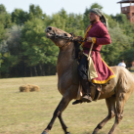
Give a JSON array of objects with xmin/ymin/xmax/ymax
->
[
  {"xmin": 44, "ymin": 8, "xmax": 134, "ymax": 134},
  {"xmin": 73, "ymin": 8, "xmax": 115, "ymax": 104}
]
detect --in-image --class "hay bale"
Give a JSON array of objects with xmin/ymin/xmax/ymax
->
[
  {"xmin": 19, "ymin": 84, "xmax": 40, "ymax": 92},
  {"xmin": 19, "ymin": 85, "xmax": 30, "ymax": 92}
]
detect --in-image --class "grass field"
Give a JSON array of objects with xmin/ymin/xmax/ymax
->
[{"xmin": 0, "ymin": 76, "xmax": 134, "ymax": 134}]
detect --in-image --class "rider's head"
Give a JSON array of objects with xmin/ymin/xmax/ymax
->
[
  {"xmin": 89, "ymin": 8, "xmax": 106, "ymax": 26},
  {"xmin": 89, "ymin": 12, "xmax": 100, "ymax": 24}
]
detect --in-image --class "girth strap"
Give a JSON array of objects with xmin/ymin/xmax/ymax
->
[
  {"xmin": 93, "ymin": 87, "xmax": 101, "ymax": 101},
  {"xmin": 92, "ymin": 84, "xmax": 102, "ymax": 101}
]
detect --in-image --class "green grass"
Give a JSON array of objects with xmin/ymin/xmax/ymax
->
[{"xmin": 0, "ymin": 76, "xmax": 134, "ymax": 134}]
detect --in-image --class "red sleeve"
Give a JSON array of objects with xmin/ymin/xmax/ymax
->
[{"xmin": 96, "ymin": 25, "xmax": 111, "ymax": 45}]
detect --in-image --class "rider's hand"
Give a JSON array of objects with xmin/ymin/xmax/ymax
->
[{"xmin": 86, "ymin": 37, "xmax": 93, "ymax": 42}]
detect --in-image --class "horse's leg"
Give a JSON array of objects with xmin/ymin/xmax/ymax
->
[
  {"xmin": 92, "ymin": 95, "xmax": 116, "ymax": 134},
  {"xmin": 58, "ymin": 113, "xmax": 70, "ymax": 134},
  {"xmin": 108, "ymin": 92, "xmax": 127, "ymax": 134},
  {"xmin": 41, "ymin": 94, "xmax": 72, "ymax": 134}
]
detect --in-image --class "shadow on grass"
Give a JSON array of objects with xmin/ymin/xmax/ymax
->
[{"xmin": 83, "ymin": 131, "xmax": 106, "ymax": 134}]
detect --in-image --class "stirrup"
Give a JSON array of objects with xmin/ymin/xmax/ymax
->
[{"xmin": 82, "ymin": 94, "xmax": 92, "ymax": 103}]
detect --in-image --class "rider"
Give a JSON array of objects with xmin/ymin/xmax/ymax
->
[{"xmin": 73, "ymin": 8, "xmax": 115, "ymax": 104}]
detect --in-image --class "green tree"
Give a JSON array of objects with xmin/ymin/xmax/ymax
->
[
  {"xmin": 0, "ymin": 4, "xmax": 6, "ymax": 13},
  {"xmin": 120, "ymin": 48, "xmax": 134, "ymax": 67},
  {"xmin": 0, "ymin": 24, "xmax": 5, "ymax": 42},
  {"xmin": 0, "ymin": 4, "xmax": 12, "ymax": 29},
  {"xmin": 28, "ymin": 4, "xmax": 43, "ymax": 20},
  {"xmin": 21, "ymin": 19, "xmax": 58, "ymax": 76},
  {"xmin": 101, "ymin": 27, "xmax": 132, "ymax": 65},
  {"xmin": 11, "ymin": 9, "xmax": 28, "ymax": 25},
  {"xmin": 0, "ymin": 25, "xmax": 22, "ymax": 77},
  {"xmin": 59, "ymin": 9, "xmax": 68, "ymax": 19}
]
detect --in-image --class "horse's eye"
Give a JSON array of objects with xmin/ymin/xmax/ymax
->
[{"xmin": 64, "ymin": 33, "xmax": 67, "ymax": 36}]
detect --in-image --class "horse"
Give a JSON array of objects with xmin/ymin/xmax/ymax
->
[{"xmin": 41, "ymin": 26, "xmax": 134, "ymax": 134}]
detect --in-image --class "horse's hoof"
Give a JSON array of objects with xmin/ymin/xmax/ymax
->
[
  {"xmin": 92, "ymin": 131, "xmax": 97, "ymax": 134},
  {"xmin": 41, "ymin": 131, "xmax": 48, "ymax": 134},
  {"xmin": 66, "ymin": 132, "xmax": 71, "ymax": 134}
]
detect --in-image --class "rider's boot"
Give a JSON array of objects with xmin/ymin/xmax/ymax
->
[
  {"xmin": 72, "ymin": 79, "xmax": 92, "ymax": 105},
  {"xmin": 81, "ymin": 79, "xmax": 92, "ymax": 102}
]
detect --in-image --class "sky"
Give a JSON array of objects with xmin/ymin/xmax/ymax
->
[{"xmin": 0, "ymin": 0, "xmax": 130, "ymax": 16}]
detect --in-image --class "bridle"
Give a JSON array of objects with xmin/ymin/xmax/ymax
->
[{"xmin": 46, "ymin": 32, "xmax": 87, "ymax": 43}]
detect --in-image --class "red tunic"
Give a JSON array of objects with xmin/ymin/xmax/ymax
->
[{"xmin": 83, "ymin": 21, "xmax": 115, "ymax": 84}]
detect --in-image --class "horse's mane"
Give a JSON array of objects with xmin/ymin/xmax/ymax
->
[{"xmin": 70, "ymin": 33, "xmax": 81, "ymax": 60}]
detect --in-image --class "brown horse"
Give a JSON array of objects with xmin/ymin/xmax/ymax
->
[{"xmin": 42, "ymin": 26, "xmax": 134, "ymax": 134}]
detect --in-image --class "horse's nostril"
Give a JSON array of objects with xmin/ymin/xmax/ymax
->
[
  {"xmin": 45, "ymin": 27, "xmax": 52, "ymax": 33},
  {"xmin": 48, "ymin": 27, "xmax": 52, "ymax": 31},
  {"xmin": 64, "ymin": 33, "xmax": 67, "ymax": 36}
]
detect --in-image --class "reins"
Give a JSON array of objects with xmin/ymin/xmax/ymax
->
[{"xmin": 47, "ymin": 33, "xmax": 87, "ymax": 43}]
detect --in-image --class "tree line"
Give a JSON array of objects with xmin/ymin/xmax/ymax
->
[{"xmin": 0, "ymin": 3, "xmax": 134, "ymax": 78}]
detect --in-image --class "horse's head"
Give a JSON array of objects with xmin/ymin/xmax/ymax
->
[{"xmin": 45, "ymin": 26, "xmax": 72, "ymax": 48}]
